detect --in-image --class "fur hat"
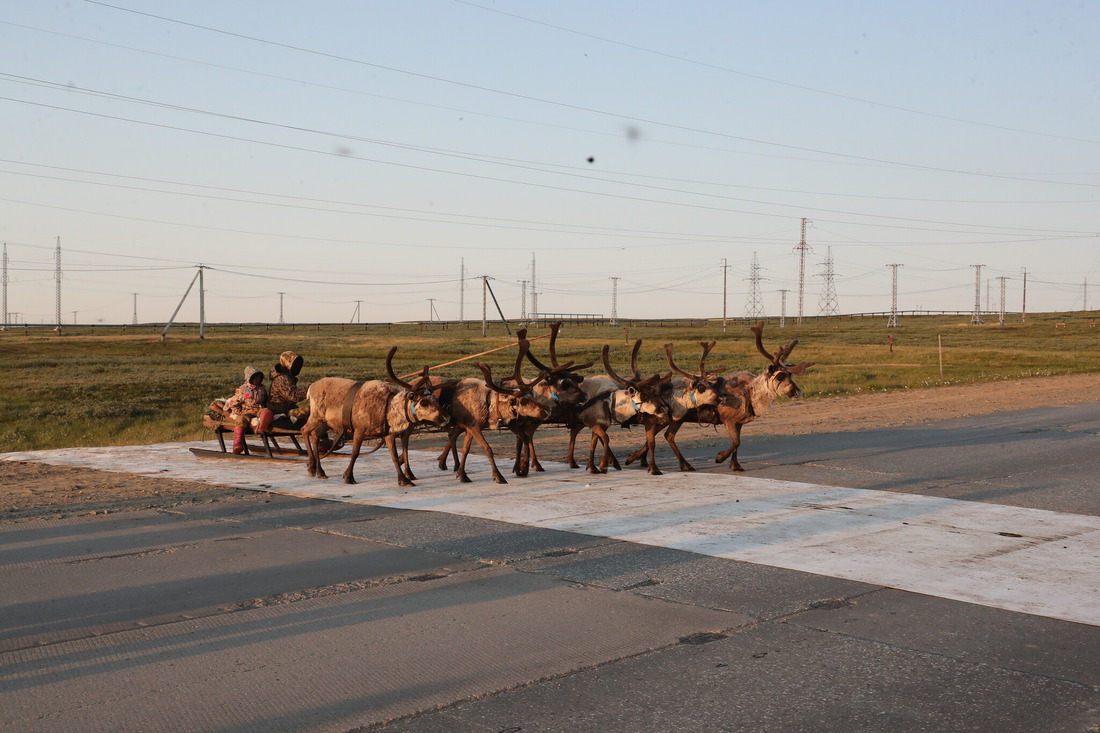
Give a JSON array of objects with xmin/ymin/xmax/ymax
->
[
  {"xmin": 244, "ymin": 365, "xmax": 263, "ymax": 383},
  {"xmin": 274, "ymin": 351, "xmax": 303, "ymax": 377}
]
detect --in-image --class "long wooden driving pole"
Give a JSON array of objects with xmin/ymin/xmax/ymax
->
[{"xmin": 398, "ymin": 333, "xmax": 548, "ymax": 380}]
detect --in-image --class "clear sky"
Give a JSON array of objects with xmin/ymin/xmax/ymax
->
[{"xmin": 2, "ymin": 1, "xmax": 1098, "ymax": 325}]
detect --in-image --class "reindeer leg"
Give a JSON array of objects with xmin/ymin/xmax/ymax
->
[
  {"xmin": 509, "ymin": 427, "xmax": 529, "ymax": 477},
  {"xmin": 523, "ymin": 423, "xmax": 544, "ymax": 472},
  {"xmin": 401, "ymin": 432, "xmax": 417, "ymax": 480},
  {"xmin": 437, "ymin": 435, "xmax": 453, "ymax": 471},
  {"xmin": 591, "ymin": 425, "xmax": 613, "ymax": 474},
  {"xmin": 303, "ymin": 424, "xmax": 319, "ymax": 477},
  {"xmin": 304, "ymin": 422, "xmax": 328, "ymax": 479},
  {"xmin": 645, "ymin": 423, "xmax": 662, "ymax": 476},
  {"xmin": 463, "ymin": 425, "xmax": 507, "ymax": 484},
  {"xmin": 718, "ymin": 421, "xmax": 745, "ymax": 472},
  {"xmin": 456, "ymin": 430, "xmax": 475, "ymax": 483},
  {"xmin": 565, "ymin": 425, "xmax": 582, "ymax": 469},
  {"xmin": 625, "ymin": 443, "xmax": 648, "ymax": 467},
  {"xmin": 342, "ymin": 429, "xmax": 365, "ymax": 484},
  {"xmin": 664, "ymin": 419, "xmax": 695, "ymax": 472},
  {"xmin": 386, "ymin": 434, "xmax": 414, "ymax": 487},
  {"xmin": 585, "ymin": 431, "xmax": 600, "ymax": 473}
]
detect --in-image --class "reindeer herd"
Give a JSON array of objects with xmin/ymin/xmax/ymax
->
[{"xmin": 299, "ymin": 322, "xmax": 814, "ymax": 487}]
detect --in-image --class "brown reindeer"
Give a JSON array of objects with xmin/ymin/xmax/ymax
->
[
  {"xmin": 301, "ymin": 348, "xmax": 448, "ymax": 486},
  {"xmin": 436, "ymin": 340, "xmax": 553, "ymax": 484},
  {"xmin": 563, "ymin": 342, "xmax": 668, "ymax": 473},
  {"xmin": 506, "ymin": 323, "xmax": 591, "ymax": 475},
  {"xmin": 624, "ymin": 341, "xmax": 725, "ymax": 474},
  {"xmin": 705, "ymin": 322, "xmax": 814, "ymax": 471}
]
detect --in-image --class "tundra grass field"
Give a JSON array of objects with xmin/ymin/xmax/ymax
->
[{"xmin": 1, "ymin": 312, "xmax": 1098, "ymax": 453}]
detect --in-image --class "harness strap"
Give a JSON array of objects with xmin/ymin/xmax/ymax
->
[{"xmin": 341, "ymin": 381, "xmax": 365, "ymax": 434}]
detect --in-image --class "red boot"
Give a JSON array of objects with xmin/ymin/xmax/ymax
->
[{"xmin": 232, "ymin": 426, "xmax": 247, "ymax": 454}]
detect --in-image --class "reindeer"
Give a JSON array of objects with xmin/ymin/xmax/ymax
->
[
  {"xmin": 624, "ymin": 341, "xmax": 725, "ymax": 475},
  {"xmin": 436, "ymin": 340, "xmax": 553, "ymax": 484},
  {"xmin": 563, "ymin": 342, "xmax": 668, "ymax": 473},
  {"xmin": 301, "ymin": 348, "xmax": 449, "ymax": 486},
  {"xmin": 704, "ymin": 322, "xmax": 814, "ymax": 471},
  {"xmin": 507, "ymin": 323, "xmax": 591, "ymax": 476}
]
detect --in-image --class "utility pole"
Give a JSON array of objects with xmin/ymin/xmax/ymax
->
[
  {"xmin": 530, "ymin": 253, "xmax": 538, "ymax": 327},
  {"xmin": 427, "ymin": 298, "xmax": 438, "ymax": 322},
  {"xmin": 778, "ymin": 289, "xmax": 789, "ymax": 328},
  {"xmin": 794, "ymin": 218, "xmax": 812, "ymax": 324},
  {"xmin": 55, "ymin": 236, "xmax": 62, "ymax": 334},
  {"xmin": 198, "ymin": 264, "xmax": 206, "ymax": 339},
  {"xmin": 970, "ymin": 264, "xmax": 984, "ymax": 325},
  {"xmin": 1021, "ymin": 268, "xmax": 1027, "ymax": 322},
  {"xmin": 817, "ymin": 246, "xmax": 838, "ymax": 316},
  {"xmin": 996, "ymin": 277, "xmax": 1008, "ymax": 326},
  {"xmin": 745, "ymin": 252, "xmax": 764, "ymax": 319},
  {"xmin": 481, "ymin": 275, "xmax": 489, "ymax": 337},
  {"xmin": 132, "ymin": 293, "xmax": 139, "ymax": 325},
  {"xmin": 459, "ymin": 258, "xmax": 465, "ymax": 323},
  {"xmin": 721, "ymin": 258, "xmax": 730, "ymax": 331},
  {"xmin": 351, "ymin": 300, "xmax": 362, "ymax": 324},
  {"xmin": 1, "ymin": 243, "xmax": 8, "ymax": 331},
  {"xmin": 887, "ymin": 264, "xmax": 902, "ymax": 328},
  {"xmin": 277, "ymin": 292, "xmax": 285, "ymax": 324},
  {"xmin": 609, "ymin": 276, "xmax": 620, "ymax": 326},
  {"xmin": 520, "ymin": 280, "xmax": 527, "ymax": 321}
]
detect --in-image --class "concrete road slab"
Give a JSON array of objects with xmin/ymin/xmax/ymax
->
[
  {"xmin": 1, "ymin": 509, "xmax": 480, "ymax": 652},
  {"xmin": 791, "ymin": 588, "xmax": 1100, "ymax": 687},
  {"xmin": 6, "ymin": 440, "xmax": 1100, "ymax": 626},
  {"xmin": 381, "ymin": 621, "xmax": 1100, "ymax": 733},
  {"xmin": 0, "ymin": 566, "xmax": 741, "ymax": 733}
]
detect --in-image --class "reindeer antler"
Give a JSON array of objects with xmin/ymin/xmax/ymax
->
[
  {"xmin": 547, "ymin": 321, "xmax": 563, "ymax": 368},
  {"xmin": 774, "ymin": 339, "xmax": 799, "ymax": 367},
  {"xmin": 699, "ymin": 340, "xmax": 717, "ymax": 376},
  {"xmin": 629, "ymin": 339, "xmax": 644, "ymax": 380},
  {"xmin": 750, "ymin": 322, "xmax": 779, "ymax": 364},
  {"xmin": 385, "ymin": 346, "xmax": 415, "ymax": 390},
  {"xmin": 664, "ymin": 343, "xmax": 697, "ymax": 379},
  {"xmin": 602, "ymin": 344, "xmax": 634, "ymax": 388},
  {"xmin": 477, "ymin": 362, "xmax": 517, "ymax": 396},
  {"xmin": 511, "ymin": 337, "xmax": 535, "ymax": 389}
]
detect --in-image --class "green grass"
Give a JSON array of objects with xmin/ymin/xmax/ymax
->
[{"xmin": 2, "ymin": 312, "xmax": 1098, "ymax": 451}]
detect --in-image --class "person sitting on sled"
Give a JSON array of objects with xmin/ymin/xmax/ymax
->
[
  {"xmin": 224, "ymin": 365, "xmax": 269, "ymax": 454},
  {"xmin": 266, "ymin": 351, "xmax": 308, "ymax": 428}
]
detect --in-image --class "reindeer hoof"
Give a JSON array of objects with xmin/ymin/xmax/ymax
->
[
  {"xmin": 458, "ymin": 474, "xmax": 472, "ymax": 484},
  {"xmin": 343, "ymin": 476, "xmax": 357, "ymax": 485},
  {"xmin": 493, "ymin": 476, "xmax": 508, "ymax": 485}
]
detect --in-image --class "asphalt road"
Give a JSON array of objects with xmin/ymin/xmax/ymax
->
[{"xmin": 1, "ymin": 403, "xmax": 1098, "ymax": 732}]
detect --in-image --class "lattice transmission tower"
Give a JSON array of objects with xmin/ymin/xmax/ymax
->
[
  {"xmin": 54, "ymin": 237, "xmax": 62, "ymax": 333},
  {"xmin": 970, "ymin": 264, "xmax": 984, "ymax": 325},
  {"xmin": 817, "ymin": 247, "xmax": 839, "ymax": 316},
  {"xmin": 1, "ymin": 243, "xmax": 8, "ymax": 331},
  {"xmin": 609, "ymin": 276, "xmax": 620, "ymax": 325},
  {"xmin": 887, "ymin": 264, "xmax": 902, "ymax": 328},
  {"xmin": 745, "ymin": 252, "xmax": 764, "ymax": 319},
  {"xmin": 793, "ymin": 218, "xmax": 812, "ymax": 324}
]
